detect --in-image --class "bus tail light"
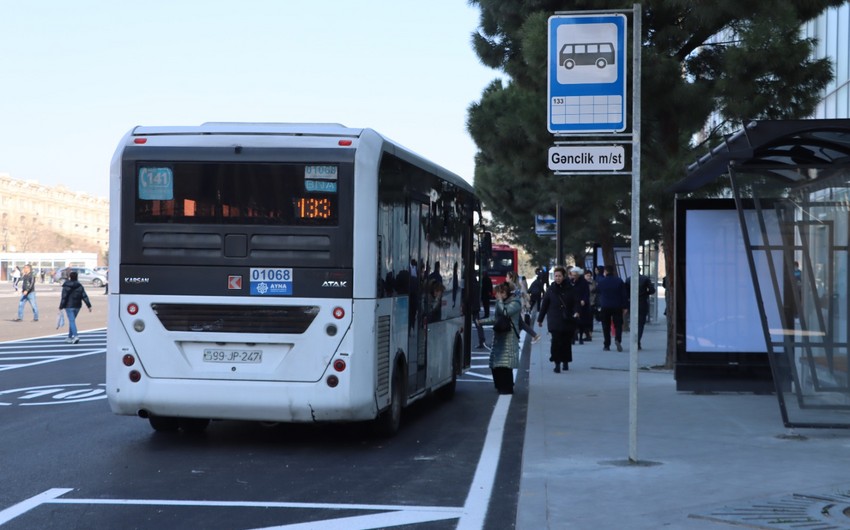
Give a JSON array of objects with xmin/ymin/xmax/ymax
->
[
  {"xmin": 129, "ymin": 370, "xmax": 142, "ymax": 382},
  {"xmin": 332, "ymin": 307, "xmax": 345, "ymax": 319},
  {"xmin": 338, "ymin": 139, "xmax": 352, "ymax": 146},
  {"xmin": 326, "ymin": 375, "xmax": 339, "ymax": 388},
  {"xmin": 333, "ymin": 359, "xmax": 346, "ymax": 372},
  {"xmin": 122, "ymin": 354, "xmax": 135, "ymax": 366},
  {"xmin": 127, "ymin": 303, "xmax": 139, "ymax": 315}
]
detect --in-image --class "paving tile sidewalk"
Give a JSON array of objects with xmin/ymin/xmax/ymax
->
[{"xmin": 517, "ymin": 321, "xmax": 850, "ymax": 529}]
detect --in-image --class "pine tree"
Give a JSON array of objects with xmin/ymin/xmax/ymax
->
[{"xmin": 468, "ymin": 0, "xmax": 839, "ymax": 365}]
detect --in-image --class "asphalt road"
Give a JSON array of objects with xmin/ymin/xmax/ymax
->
[{"xmin": 0, "ymin": 324, "xmax": 527, "ymax": 529}]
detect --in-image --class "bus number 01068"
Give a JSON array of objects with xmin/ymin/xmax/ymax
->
[{"xmin": 250, "ymin": 268, "xmax": 292, "ymax": 282}]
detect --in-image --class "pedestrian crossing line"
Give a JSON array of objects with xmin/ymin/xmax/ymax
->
[
  {"xmin": 0, "ymin": 489, "xmax": 465, "ymax": 529},
  {"xmin": 0, "ymin": 349, "xmax": 104, "ymax": 372},
  {"xmin": 461, "ymin": 371, "xmax": 493, "ymax": 380},
  {"xmin": 0, "ymin": 356, "xmax": 67, "ymax": 361}
]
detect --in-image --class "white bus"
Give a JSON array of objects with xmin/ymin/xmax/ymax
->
[{"xmin": 106, "ymin": 123, "xmax": 478, "ymax": 435}]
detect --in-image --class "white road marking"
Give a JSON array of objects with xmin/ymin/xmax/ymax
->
[
  {"xmin": 47, "ymin": 496, "xmax": 461, "ymax": 511},
  {"xmin": 2, "ymin": 491, "xmax": 464, "ymax": 528},
  {"xmin": 0, "ymin": 349, "xmax": 103, "ymax": 371},
  {"xmin": 461, "ymin": 372, "xmax": 494, "ymax": 380},
  {"xmin": 0, "ymin": 488, "xmax": 73, "ymax": 524},
  {"xmin": 457, "ymin": 394, "xmax": 511, "ymax": 530},
  {"xmin": 248, "ymin": 509, "xmax": 462, "ymax": 529}
]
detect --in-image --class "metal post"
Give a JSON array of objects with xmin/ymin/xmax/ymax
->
[{"xmin": 628, "ymin": 2, "xmax": 642, "ymax": 464}]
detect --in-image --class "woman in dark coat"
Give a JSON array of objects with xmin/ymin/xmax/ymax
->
[
  {"xmin": 569, "ymin": 267, "xmax": 592, "ymax": 344},
  {"xmin": 537, "ymin": 266, "xmax": 581, "ymax": 373},
  {"xmin": 584, "ymin": 269, "xmax": 598, "ymax": 342}
]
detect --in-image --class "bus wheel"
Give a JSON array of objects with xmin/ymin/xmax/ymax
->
[
  {"xmin": 374, "ymin": 366, "xmax": 404, "ymax": 437},
  {"xmin": 596, "ymin": 58, "xmax": 608, "ymax": 69},
  {"xmin": 563, "ymin": 59, "xmax": 575, "ymax": 69},
  {"xmin": 179, "ymin": 418, "xmax": 210, "ymax": 434},
  {"xmin": 148, "ymin": 415, "xmax": 179, "ymax": 432}
]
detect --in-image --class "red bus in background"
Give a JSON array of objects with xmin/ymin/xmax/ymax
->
[{"xmin": 487, "ymin": 244, "xmax": 518, "ymax": 296}]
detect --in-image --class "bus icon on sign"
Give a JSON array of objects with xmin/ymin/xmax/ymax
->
[{"xmin": 560, "ymin": 42, "xmax": 615, "ymax": 70}]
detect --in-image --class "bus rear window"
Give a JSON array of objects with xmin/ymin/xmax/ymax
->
[{"xmin": 135, "ymin": 162, "xmax": 339, "ymax": 225}]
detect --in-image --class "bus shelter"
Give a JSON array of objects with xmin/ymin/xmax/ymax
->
[{"xmin": 675, "ymin": 119, "xmax": 850, "ymax": 428}]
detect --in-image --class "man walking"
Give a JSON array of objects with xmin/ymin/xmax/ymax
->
[
  {"xmin": 59, "ymin": 271, "xmax": 92, "ymax": 344},
  {"xmin": 596, "ymin": 266, "xmax": 626, "ymax": 351},
  {"xmin": 480, "ymin": 271, "xmax": 493, "ymax": 318},
  {"xmin": 626, "ymin": 267, "xmax": 656, "ymax": 349},
  {"xmin": 15, "ymin": 264, "xmax": 39, "ymax": 322}
]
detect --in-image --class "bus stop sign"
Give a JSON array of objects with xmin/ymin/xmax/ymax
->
[{"xmin": 548, "ymin": 14, "xmax": 627, "ymax": 134}]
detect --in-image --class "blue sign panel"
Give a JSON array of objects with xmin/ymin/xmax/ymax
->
[{"xmin": 548, "ymin": 14, "xmax": 627, "ymax": 134}]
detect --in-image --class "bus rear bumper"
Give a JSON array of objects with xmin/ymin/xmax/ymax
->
[{"xmin": 107, "ymin": 378, "xmax": 378, "ymax": 423}]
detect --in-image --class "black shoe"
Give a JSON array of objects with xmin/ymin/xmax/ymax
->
[
  {"xmin": 603, "ymin": 346, "xmax": 610, "ymax": 351},
  {"xmin": 33, "ymin": 319, "xmax": 38, "ymax": 322},
  {"xmin": 578, "ymin": 339, "xmax": 584, "ymax": 345},
  {"xmin": 616, "ymin": 342, "xmax": 623, "ymax": 352},
  {"xmin": 638, "ymin": 343, "xmax": 642, "ymax": 350},
  {"xmin": 549, "ymin": 356, "xmax": 553, "ymax": 362},
  {"xmin": 563, "ymin": 363, "xmax": 569, "ymax": 371},
  {"xmin": 554, "ymin": 365, "xmax": 561, "ymax": 373}
]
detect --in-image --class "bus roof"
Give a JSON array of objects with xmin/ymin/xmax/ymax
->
[
  {"xmin": 128, "ymin": 122, "xmax": 474, "ymax": 194},
  {"xmin": 132, "ymin": 122, "xmax": 363, "ymax": 137}
]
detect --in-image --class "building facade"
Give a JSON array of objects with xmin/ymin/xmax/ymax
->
[
  {"xmin": 809, "ymin": 4, "xmax": 850, "ymax": 119},
  {"xmin": 0, "ymin": 173, "xmax": 109, "ymax": 257}
]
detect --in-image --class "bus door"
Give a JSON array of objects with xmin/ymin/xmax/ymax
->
[{"xmin": 408, "ymin": 201, "xmax": 429, "ymax": 394}]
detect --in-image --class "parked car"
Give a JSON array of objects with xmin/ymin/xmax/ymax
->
[{"xmin": 55, "ymin": 267, "xmax": 108, "ymax": 287}]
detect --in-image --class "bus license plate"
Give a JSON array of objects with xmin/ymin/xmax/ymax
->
[{"xmin": 203, "ymin": 349, "xmax": 263, "ymax": 363}]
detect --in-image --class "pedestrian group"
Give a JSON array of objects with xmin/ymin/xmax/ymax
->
[{"xmin": 476, "ymin": 264, "xmax": 653, "ymax": 387}]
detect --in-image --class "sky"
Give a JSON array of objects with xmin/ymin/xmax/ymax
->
[{"xmin": 0, "ymin": 2, "xmax": 500, "ymax": 199}]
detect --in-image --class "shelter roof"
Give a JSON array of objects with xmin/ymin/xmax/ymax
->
[{"xmin": 672, "ymin": 119, "xmax": 850, "ymax": 193}]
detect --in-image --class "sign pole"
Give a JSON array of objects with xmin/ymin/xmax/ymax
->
[{"xmin": 627, "ymin": 2, "xmax": 642, "ymax": 464}]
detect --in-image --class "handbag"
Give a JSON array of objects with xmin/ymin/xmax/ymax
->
[
  {"xmin": 56, "ymin": 310, "xmax": 65, "ymax": 329},
  {"xmin": 493, "ymin": 310, "xmax": 520, "ymax": 338},
  {"xmin": 493, "ymin": 312, "xmax": 512, "ymax": 333}
]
